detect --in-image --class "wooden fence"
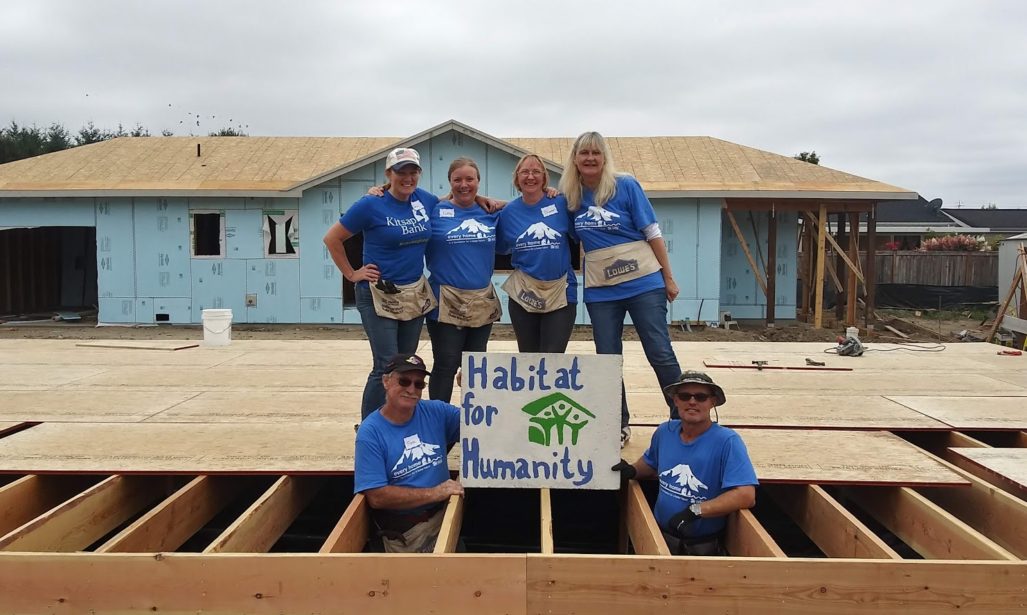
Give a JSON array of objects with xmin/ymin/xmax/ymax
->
[{"xmin": 862, "ymin": 251, "xmax": 998, "ymax": 287}]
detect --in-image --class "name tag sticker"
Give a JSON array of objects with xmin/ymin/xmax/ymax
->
[
  {"xmin": 541, "ymin": 205, "xmax": 558, "ymax": 217},
  {"xmin": 439, "ymin": 208, "xmax": 455, "ymax": 218}
]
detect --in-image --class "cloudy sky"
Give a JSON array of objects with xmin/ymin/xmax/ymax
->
[{"xmin": 3, "ymin": 1, "xmax": 1025, "ymax": 206}]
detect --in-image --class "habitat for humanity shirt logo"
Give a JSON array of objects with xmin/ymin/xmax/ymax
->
[
  {"xmin": 446, "ymin": 219, "xmax": 495, "ymax": 243},
  {"xmin": 390, "ymin": 434, "xmax": 444, "ymax": 479},
  {"xmin": 659, "ymin": 464, "xmax": 709, "ymax": 501},
  {"xmin": 521, "ymin": 392, "xmax": 596, "ymax": 446},
  {"xmin": 515, "ymin": 223, "xmax": 561, "ymax": 250},
  {"xmin": 575, "ymin": 206, "xmax": 620, "ymax": 230}
]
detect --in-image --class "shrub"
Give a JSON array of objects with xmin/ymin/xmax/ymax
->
[{"xmin": 918, "ymin": 234, "xmax": 985, "ymax": 252}]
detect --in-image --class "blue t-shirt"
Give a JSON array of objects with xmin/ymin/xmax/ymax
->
[
  {"xmin": 425, "ymin": 201, "xmax": 500, "ymax": 317},
  {"xmin": 642, "ymin": 421, "xmax": 758, "ymax": 537},
  {"xmin": 339, "ymin": 187, "xmax": 440, "ymax": 286},
  {"xmin": 354, "ymin": 400, "xmax": 460, "ymax": 513},
  {"xmin": 572, "ymin": 175, "xmax": 664, "ymax": 302},
  {"xmin": 496, "ymin": 195, "xmax": 578, "ymax": 304}
]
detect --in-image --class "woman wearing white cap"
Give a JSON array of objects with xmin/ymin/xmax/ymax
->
[
  {"xmin": 560, "ymin": 131, "xmax": 682, "ymax": 447},
  {"xmin": 323, "ymin": 148, "xmax": 439, "ymax": 420}
]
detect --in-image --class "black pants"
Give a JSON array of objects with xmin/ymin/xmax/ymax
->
[
  {"xmin": 426, "ymin": 319, "xmax": 492, "ymax": 403},
  {"xmin": 508, "ymin": 301, "xmax": 576, "ymax": 353}
]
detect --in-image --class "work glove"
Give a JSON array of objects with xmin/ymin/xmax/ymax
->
[
  {"xmin": 666, "ymin": 507, "xmax": 699, "ymax": 538},
  {"xmin": 375, "ymin": 279, "xmax": 400, "ymax": 295},
  {"xmin": 611, "ymin": 460, "xmax": 637, "ymax": 481}
]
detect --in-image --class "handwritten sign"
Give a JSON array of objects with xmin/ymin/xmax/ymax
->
[{"xmin": 459, "ymin": 352, "xmax": 622, "ymax": 490}]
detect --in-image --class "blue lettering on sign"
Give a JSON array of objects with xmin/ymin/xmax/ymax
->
[
  {"xmin": 462, "ymin": 437, "xmax": 594, "ymax": 487},
  {"xmin": 461, "ymin": 391, "xmax": 499, "ymax": 426},
  {"xmin": 465, "ymin": 356, "xmax": 584, "ymax": 392}
]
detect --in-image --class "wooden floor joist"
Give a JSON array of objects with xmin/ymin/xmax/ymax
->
[
  {"xmin": 539, "ymin": 488, "xmax": 554, "ymax": 554},
  {"xmin": 0, "ymin": 474, "xmax": 97, "ymax": 536},
  {"xmin": 725, "ymin": 508, "xmax": 786, "ymax": 557},
  {"xmin": 434, "ymin": 494, "xmax": 465, "ymax": 554},
  {"xmin": 624, "ymin": 481, "xmax": 670, "ymax": 556},
  {"xmin": 764, "ymin": 484, "xmax": 901, "ymax": 559},
  {"xmin": 204, "ymin": 475, "xmax": 319, "ymax": 553},
  {"xmin": 319, "ymin": 493, "xmax": 369, "ymax": 554},
  {"xmin": 843, "ymin": 486, "xmax": 1019, "ymax": 561}
]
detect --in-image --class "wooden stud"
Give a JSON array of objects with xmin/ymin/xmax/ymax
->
[
  {"xmin": 434, "ymin": 494, "xmax": 465, "ymax": 554},
  {"xmin": 725, "ymin": 208, "xmax": 769, "ymax": 296},
  {"xmin": 539, "ymin": 488, "xmax": 554, "ymax": 555},
  {"xmin": 319, "ymin": 493, "xmax": 369, "ymax": 554},
  {"xmin": 835, "ymin": 213, "xmax": 847, "ymax": 321},
  {"xmin": 96, "ymin": 475, "xmax": 244, "ymax": 553},
  {"xmin": 846, "ymin": 212, "xmax": 860, "ymax": 325},
  {"xmin": 865, "ymin": 205, "xmax": 877, "ymax": 327},
  {"xmin": 814, "ymin": 204, "xmax": 827, "ymax": 328},
  {"xmin": 765, "ymin": 484, "xmax": 900, "ymax": 559},
  {"xmin": 623, "ymin": 481, "xmax": 670, "ymax": 556},
  {"xmin": 767, "ymin": 208, "xmax": 778, "ymax": 325},
  {"xmin": 204, "ymin": 475, "xmax": 319, "ymax": 553},
  {"xmin": 798, "ymin": 218, "xmax": 812, "ymax": 321},
  {"xmin": 804, "ymin": 211, "xmax": 866, "ymax": 286},
  {"xmin": 0, "ymin": 475, "xmax": 96, "ymax": 537},
  {"xmin": 724, "ymin": 508, "xmax": 786, "ymax": 557},
  {"xmin": 0, "ymin": 475, "xmax": 167, "ymax": 552},
  {"xmin": 843, "ymin": 486, "xmax": 1018, "ymax": 560}
]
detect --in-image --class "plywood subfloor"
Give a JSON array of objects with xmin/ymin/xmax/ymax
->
[
  {"xmin": 144, "ymin": 392, "xmax": 353, "ymax": 423},
  {"xmin": 627, "ymin": 394, "xmax": 948, "ymax": 430},
  {"xmin": 622, "ymin": 427, "xmax": 968, "ymax": 487},
  {"xmin": 888, "ymin": 396, "xmax": 1027, "ymax": 430},
  {"xmin": 948, "ymin": 448, "xmax": 1027, "ymax": 489},
  {"xmin": 0, "ymin": 391, "xmax": 200, "ymax": 422}
]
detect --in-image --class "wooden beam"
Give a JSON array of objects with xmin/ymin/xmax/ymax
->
[
  {"xmin": 798, "ymin": 218, "xmax": 812, "ymax": 321},
  {"xmin": 843, "ymin": 486, "xmax": 1018, "ymax": 560},
  {"xmin": 865, "ymin": 205, "xmax": 877, "ymax": 327},
  {"xmin": 96, "ymin": 475, "xmax": 243, "ymax": 553},
  {"xmin": 624, "ymin": 481, "xmax": 670, "ymax": 556},
  {"xmin": 724, "ymin": 508, "xmax": 786, "ymax": 557},
  {"xmin": 0, "ymin": 475, "xmax": 167, "ymax": 552},
  {"xmin": 764, "ymin": 484, "xmax": 900, "ymax": 559},
  {"xmin": 204, "ymin": 475, "xmax": 319, "ymax": 553},
  {"xmin": 846, "ymin": 212, "xmax": 860, "ymax": 325},
  {"xmin": 539, "ymin": 488, "xmax": 554, "ymax": 555},
  {"xmin": 804, "ymin": 211, "xmax": 866, "ymax": 286},
  {"xmin": 767, "ymin": 208, "xmax": 778, "ymax": 325},
  {"xmin": 319, "ymin": 493, "xmax": 370, "ymax": 554},
  {"xmin": 834, "ymin": 213, "xmax": 847, "ymax": 321},
  {"xmin": 0, "ymin": 475, "xmax": 96, "ymax": 537},
  {"xmin": 434, "ymin": 494, "xmax": 465, "ymax": 554},
  {"xmin": 814, "ymin": 204, "xmax": 827, "ymax": 328},
  {"xmin": 527, "ymin": 555, "xmax": 1027, "ymax": 614},
  {"xmin": 725, "ymin": 209, "xmax": 769, "ymax": 296}
]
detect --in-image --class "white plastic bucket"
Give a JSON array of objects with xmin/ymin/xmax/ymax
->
[
  {"xmin": 202, "ymin": 309, "xmax": 233, "ymax": 346},
  {"xmin": 845, "ymin": 326, "xmax": 859, "ymax": 340}
]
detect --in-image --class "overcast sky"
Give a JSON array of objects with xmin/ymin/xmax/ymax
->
[{"xmin": 3, "ymin": 1, "xmax": 1025, "ymax": 207}]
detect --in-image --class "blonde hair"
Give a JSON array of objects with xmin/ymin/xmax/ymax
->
[
  {"xmin": 559, "ymin": 131, "xmax": 618, "ymax": 212},
  {"xmin": 512, "ymin": 154, "xmax": 550, "ymax": 193}
]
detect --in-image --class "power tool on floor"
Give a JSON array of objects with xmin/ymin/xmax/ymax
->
[{"xmin": 834, "ymin": 335, "xmax": 865, "ymax": 357}]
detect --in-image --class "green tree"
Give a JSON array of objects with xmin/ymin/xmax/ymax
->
[{"xmin": 794, "ymin": 151, "xmax": 820, "ymax": 165}]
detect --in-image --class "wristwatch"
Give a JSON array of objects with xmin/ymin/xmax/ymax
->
[{"xmin": 689, "ymin": 502, "xmax": 703, "ymax": 517}]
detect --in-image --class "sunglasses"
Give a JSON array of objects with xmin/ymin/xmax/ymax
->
[
  {"xmin": 394, "ymin": 376, "xmax": 426, "ymax": 390},
  {"xmin": 675, "ymin": 392, "xmax": 713, "ymax": 402}
]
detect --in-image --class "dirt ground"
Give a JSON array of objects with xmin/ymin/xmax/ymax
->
[{"xmin": 0, "ymin": 309, "xmax": 990, "ymax": 345}]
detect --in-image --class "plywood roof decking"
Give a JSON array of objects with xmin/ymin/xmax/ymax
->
[
  {"xmin": 949, "ymin": 448, "xmax": 1027, "ymax": 489},
  {"xmin": 627, "ymin": 394, "xmax": 950, "ymax": 430},
  {"xmin": 0, "ymin": 129, "xmax": 913, "ymax": 197},
  {"xmin": 0, "ymin": 422, "xmax": 966, "ymax": 485},
  {"xmin": 888, "ymin": 396, "xmax": 1027, "ymax": 430}
]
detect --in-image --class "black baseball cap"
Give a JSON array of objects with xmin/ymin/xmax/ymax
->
[{"xmin": 385, "ymin": 353, "xmax": 431, "ymax": 376}]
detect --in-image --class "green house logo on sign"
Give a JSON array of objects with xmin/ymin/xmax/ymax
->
[{"xmin": 521, "ymin": 392, "xmax": 596, "ymax": 447}]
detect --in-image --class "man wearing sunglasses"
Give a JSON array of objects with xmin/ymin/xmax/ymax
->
[
  {"xmin": 354, "ymin": 352, "xmax": 464, "ymax": 552},
  {"xmin": 612, "ymin": 371, "xmax": 757, "ymax": 555}
]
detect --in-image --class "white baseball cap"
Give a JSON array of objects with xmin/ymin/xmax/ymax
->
[{"xmin": 385, "ymin": 148, "xmax": 421, "ymax": 171}]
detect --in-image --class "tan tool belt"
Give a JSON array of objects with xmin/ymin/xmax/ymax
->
[
  {"xmin": 501, "ymin": 269, "xmax": 569, "ymax": 314},
  {"xmin": 583, "ymin": 240, "xmax": 661, "ymax": 288},
  {"xmin": 437, "ymin": 283, "xmax": 502, "ymax": 328},
  {"xmin": 369, "ymin": 275, "xmax": 437, "ymax": 320}
]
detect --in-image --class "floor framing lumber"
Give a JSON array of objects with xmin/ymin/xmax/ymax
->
[
  {"xmin": 843, "ymin": 486, "xmax": 1018, "ymax": 561},
  {"xmin": 319, "ymin": 493, "xmax": 369, "ymax": 553},
  {"xmin": 434, "ymin": 494, "xmax": 465, "ymax": 554},
  {"xmin": 765, "ymin": 484, "xmax": 900, "ymax": 559},
  {"xmin": 814, "ymin": 204, "xmax": 827, "ymax": 328},
  {"xmin": 539, "ymin": 488, "xmax": 554, "ymax": 554},
  {"xmin": 624, "ymin": 480, "xmax": 670, "ymax": 556},
  {"xmin": 725, "ymin": 508, "xmax": 786, "ymax": 557},
  {"xmin": 0, "ymin": 474, "xmax": 96, "ymax": 536},
  {"xmin": 204, "ymin": 475, "xmax": 319, "ymax": 553},
  {"xmin": 0, "ymin": 475, "xmax": 169, "ymax": 552}
]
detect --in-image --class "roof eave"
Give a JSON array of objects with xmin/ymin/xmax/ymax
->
[
  {"xmin": 650, "ymin": 190, "xmax": 918, "ymax": 200},
  {"xmin": 0, "ymin": 189, "xmax": 303, "ymax": 199}
]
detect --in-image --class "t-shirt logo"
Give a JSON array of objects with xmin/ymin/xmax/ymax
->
[
  {"xmin": 446, "ymin": 219, "xmax": 495, "ymax": 241},
  {"xmin": 575, "ymin": 206, "xmax": 620, "ymax": 230},
  {"xmin": 391, "ymin": 433, "xmax": 444, "ymax": 479},
  {"xmin": 411, "ymin": 200, "xmax": 429, "ymax": 223},
  {"xmin": 659, "ymin": 463, "xmax": 709, "ymax": 500},
  {"xmin": 516, "ymin": 222, "xmax": 561, "ymax": 247}
]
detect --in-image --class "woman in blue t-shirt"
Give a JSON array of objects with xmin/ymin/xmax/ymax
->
[
  {"xmin": 424, "ymin": 157, "xmax": 502, "ymax": 402},
  {"xmin": 496, "ymin": 154, "xmax": 578, "ymax": 353},
  {"xmin": 559, "ymin": 132, "xmax": 682, "ymax": 447},
  {"xmin": 323, "ymin": 148, "xmax": 440, "ymax": 420}
]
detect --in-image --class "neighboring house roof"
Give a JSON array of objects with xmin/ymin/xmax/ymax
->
[
  {"xmin": 942, "ymin": 208, "xmax": 1027, "ymax": 232},
  {"xmin": 0, "ymin": 119, "xmax": 916, "ymax": 200},
  {"xmin": 876, "ymin": 196, "xmax": 954, "ymax": 225}
]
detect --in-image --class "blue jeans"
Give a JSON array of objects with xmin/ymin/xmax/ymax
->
[
  {"xmin": 426, "ymin": 319, "xmax": 492, "ymax": 403},
  {"xmin": 355, "ymin": 284, "xmax": 425, "ymax": 419},
  {"xmin": 586, "ymin": 288, "xmax": 681, "ymax": 427}
]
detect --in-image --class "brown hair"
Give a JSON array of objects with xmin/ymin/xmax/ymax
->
[{"xmin": 448, "ymin": 157, "xmax": 481, "ymax": 180}]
